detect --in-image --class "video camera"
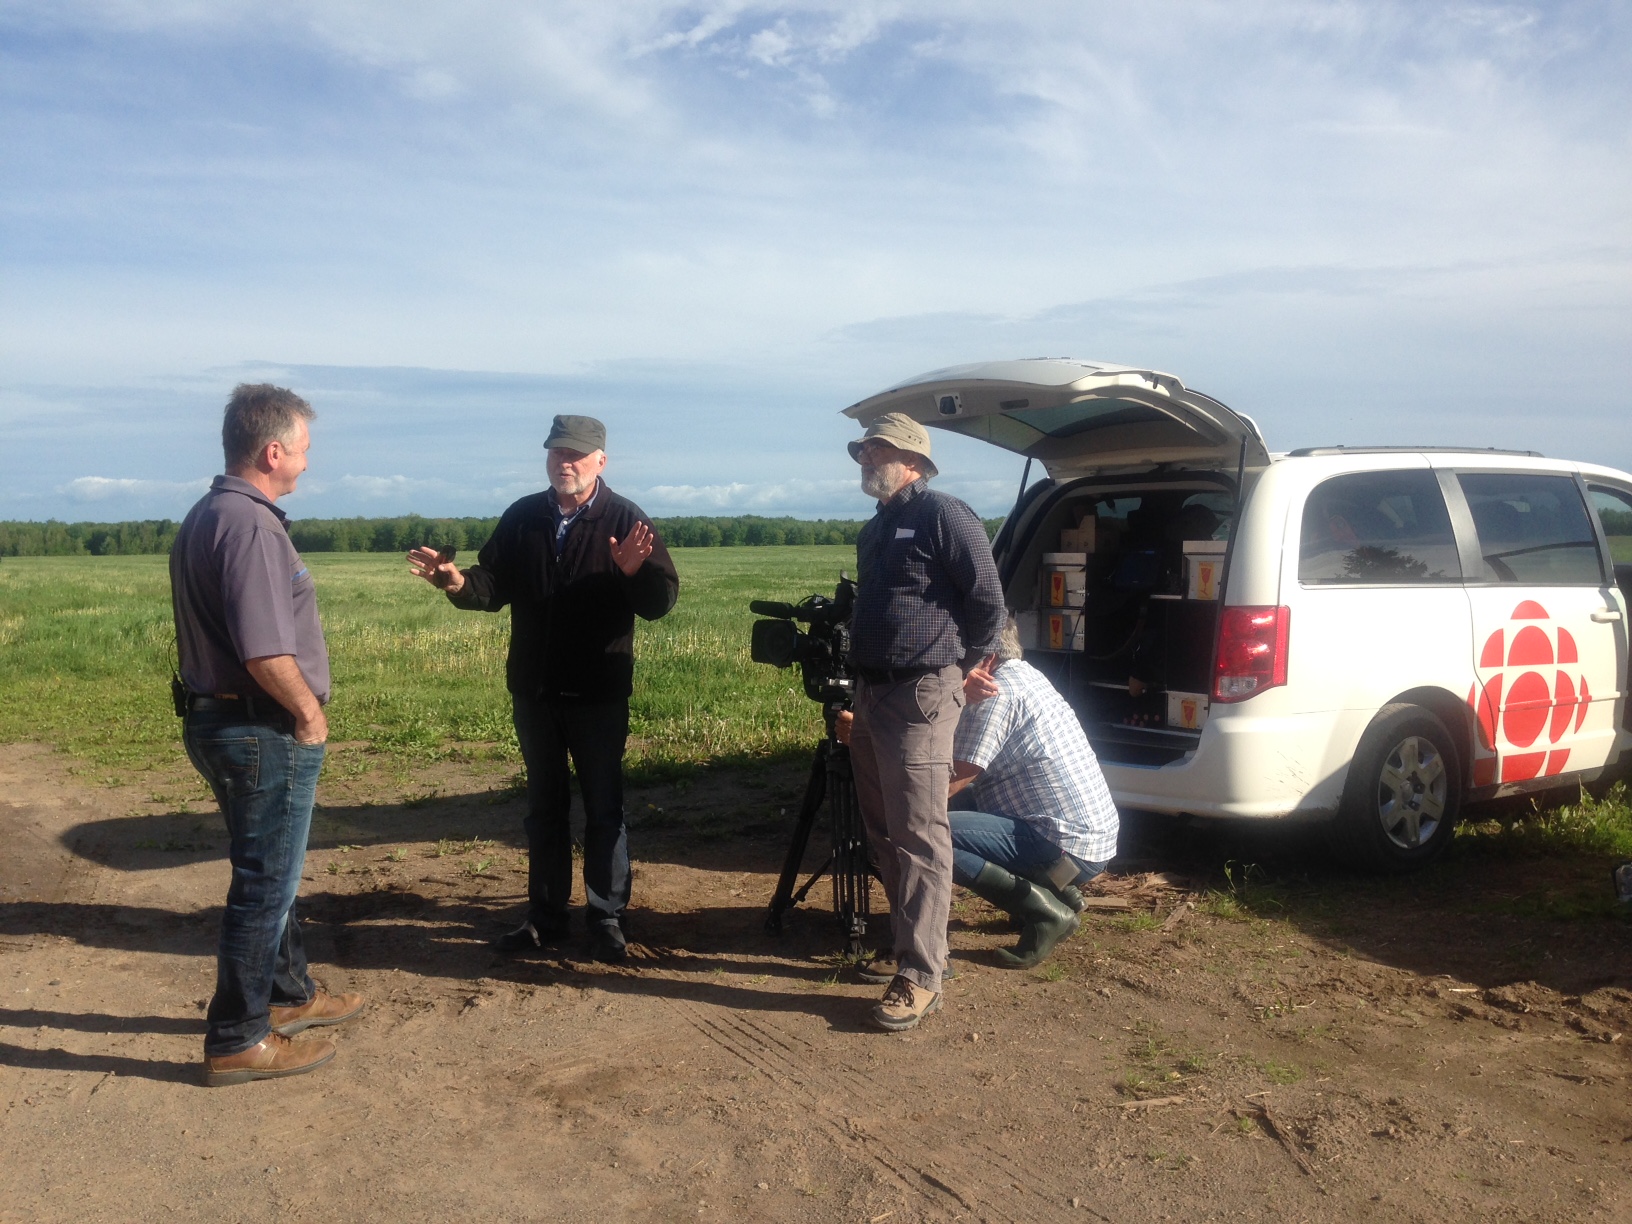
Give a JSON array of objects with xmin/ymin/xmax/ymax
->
[
  {"xmin": 751, "ymin": 575, "xmax": 872, "ymax": 950},
  {"xmin": 748, "ymin": 576, "xmax": 856, "ymax": 706}
]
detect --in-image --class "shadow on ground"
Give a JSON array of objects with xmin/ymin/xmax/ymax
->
[
  {"xmin": 25, "ymin": 767, "xmax": 1632, "ymax": 1026},
  {"xmin": 1114, "ymin": 806, "xmax": 1632, "ymax": 999}
]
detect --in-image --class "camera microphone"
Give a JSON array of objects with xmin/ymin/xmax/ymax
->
[{"xmin": 749, "ymin": 600, "xmax": 798, "ymax": 619}]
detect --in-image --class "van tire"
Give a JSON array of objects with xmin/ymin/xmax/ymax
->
[{"xmin": 1330, "ymin": 703, "xmax": 1461, "ymax": 872}]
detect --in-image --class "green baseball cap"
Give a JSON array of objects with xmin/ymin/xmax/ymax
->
[
  {"xmin": 544, "ymin": 414, "xmax": 606, "ymax": 454},
  {"xmin": 847, "ymin": 412, "xmax": 937, "ymax": 478}
]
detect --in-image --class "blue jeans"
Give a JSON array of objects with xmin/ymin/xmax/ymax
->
[
  {"xmin": 183, "ymin": 712, "xmax": 324, "ymax": 1056},
  {"xmin": 950, "ymin": 810, "xmax": 1107, "ymax": 888},
  {"xmin": 512, "ymin": 695, "xmax": 631, "ymax": 930}
]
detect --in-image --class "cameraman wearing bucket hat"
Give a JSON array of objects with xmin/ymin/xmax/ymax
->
[
  {"xmin": 408, "ymin": 415, "xmax": 677, "ymax": 964},
  {"xmin": 846, "ymin": 412, "xmax": 1005, "ymax": 1031}
]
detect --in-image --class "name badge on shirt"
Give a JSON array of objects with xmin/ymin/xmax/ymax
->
[{"xmin": 894, "ymin": 528, "xmax": 916, "ymax": 540}]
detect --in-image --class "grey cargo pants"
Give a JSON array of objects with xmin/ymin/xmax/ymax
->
[{"xmin": 848, "ymin": 664, "xmax": 965, "ymax": 994}]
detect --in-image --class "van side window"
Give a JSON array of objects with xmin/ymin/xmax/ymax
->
[
  {"xmin": 1588, "ymin": 485, "xmax": 1632, "ymax": 559},
  {"xmin": 1299, "ymin": 470, "xmax": 1461, "ymax": 586},
  {"xmin": 1458, "ymin": 473, "xmax": 1603, "ymax": 584}
]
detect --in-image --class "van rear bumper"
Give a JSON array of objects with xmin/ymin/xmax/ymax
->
[{"xmin": 1100, "ymin": 708, "xmax": 1367, "ymax": 821}]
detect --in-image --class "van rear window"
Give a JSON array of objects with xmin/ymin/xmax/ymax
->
[
  {"xmin": 1299, "ymin": 470, "xmax": 1461, "ymax": 586},
  {"xmin": 1458, "ymin": 472, "xmax": 1603, "ymax": 585}
]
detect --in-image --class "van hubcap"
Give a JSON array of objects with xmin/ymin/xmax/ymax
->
[{"xmin": 1376, "ymin": 736, "xmax": 1447, "ymax": 850}]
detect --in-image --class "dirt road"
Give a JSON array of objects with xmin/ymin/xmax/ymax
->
[{"xmin": 2, "ymin": 742, "xmax": 1629, "ymax": 1222}]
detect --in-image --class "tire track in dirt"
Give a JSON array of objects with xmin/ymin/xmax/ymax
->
[{"xmin": 665, "ymin": 997, "xmax": 1076, "ymax": 1222}]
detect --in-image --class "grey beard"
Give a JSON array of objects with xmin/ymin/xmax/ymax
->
[
  {"xmin": 551, "ymin": 472, "xmax": 596, "ymax": 497},
  {"xmin": 860, "ymin": 462, "xmax": 908, "ymax": 500}
]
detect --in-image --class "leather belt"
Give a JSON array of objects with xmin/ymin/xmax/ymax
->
[
  {"xmin": 186, "ymin": 692, "xmax": 294, "ymax": 729},
  {"xmin": 856, "ymin": 664, "xmax": 942, "ymax": 685}
]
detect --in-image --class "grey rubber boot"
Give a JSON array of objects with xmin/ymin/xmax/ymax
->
[{"xmin": 966, "ymin": 862, "xmax": 1080, "ymax": 970}]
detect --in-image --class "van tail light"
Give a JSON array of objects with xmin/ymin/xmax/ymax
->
[{"xmin": 1213, "ymin": 605, "xmax": 1290, "ymax": 703}]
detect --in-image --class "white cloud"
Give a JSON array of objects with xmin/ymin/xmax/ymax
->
[
  {"xmin": 4, "ymin": 2, "xmax": 1629, "ymax": 519},
  {"xmin": 746, "ymin": 23, "xmax": 795, "ymax": 66},
  {"xmin": 639, "ymin": 478, "xmax": 860, "ymax": 513},
  {"xmin": 58, "ymin": 476, "xmax": 210, "ymax": 502}
]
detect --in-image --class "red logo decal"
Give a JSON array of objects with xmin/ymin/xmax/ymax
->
[{"xmin": 1466, "ymin": 602, "xmax": 1590, "ymax": 784}]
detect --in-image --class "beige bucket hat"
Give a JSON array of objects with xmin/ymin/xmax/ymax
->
[{"xmin": 847, "ymin": 412, "xmax": 938, "ymax": 478}]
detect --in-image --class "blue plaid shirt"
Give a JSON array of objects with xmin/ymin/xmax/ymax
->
[
  {"xmin": 955, "ymin": 659, "xmax": 1119, "ymax": 863},
  {"xmin": 851, "ymin": 479, "xmax": 1005, "ymax": 670}
]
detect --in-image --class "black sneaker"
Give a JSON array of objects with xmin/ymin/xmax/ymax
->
[
  {"xmin": 590, "ymin": 922, "xmax": 628, "ymax": 964},
  {"xmin": 493, "ymin": 915, "xmax": 569, "ymax": 955}
]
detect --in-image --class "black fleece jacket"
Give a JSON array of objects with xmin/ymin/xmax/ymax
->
[{"xmin": 448, "ymin": 482, "xmax": 678, "ymax": 702}]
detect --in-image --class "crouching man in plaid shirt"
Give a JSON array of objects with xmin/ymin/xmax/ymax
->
[{"xmin": 949, "ymin": 614, "xmax": 1119, "ymax": 970}]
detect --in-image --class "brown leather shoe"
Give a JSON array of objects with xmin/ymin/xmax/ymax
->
[
  {"xmin": 270, "ymin": 989, "xmax": 365, "ymax": 1036},
  {"xmin": 869, "ymin": 975, "xmax": 942, "ymax": 1032},
  {"xmin": 203, "ymin": 1033, "xmax": 336, "ymax": 1087}
]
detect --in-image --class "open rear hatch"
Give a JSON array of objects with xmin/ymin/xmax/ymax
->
[
  {"xmin": 841, "ymin": 358, "xmax": 1268, "ymax": 479},
  {"xmin": 843, "ymin": 359, "xmax": 1270, "ymax": 766}
]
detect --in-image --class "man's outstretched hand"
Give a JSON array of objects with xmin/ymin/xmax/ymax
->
[
  {"xmin": 963, "ymin": 654, "xmax": 999, "ymax": 706},
  {"xmin": 406, "ymin": 546, "xmax": 465, "ymax": 594},
  {"xmin": 609, "ymin": 521, "xmax": 654, "ymax": 576}
]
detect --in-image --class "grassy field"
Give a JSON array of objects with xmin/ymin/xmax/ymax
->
[
  {"xmin": 3, "ymin": 543, "xmax": 1630, "ymax": 827},
  {"xmin": 0, "ymin": 548, "xmax": 857, "ymax": 779}
]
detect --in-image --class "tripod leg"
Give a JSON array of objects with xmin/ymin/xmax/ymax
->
[
  {"xmin": 765, "ymin": 742, "xmax": 828, "ymax": 933},
  {"xmin": 789, "ymin": 855, "xmax": 833, "ymax": 906},
  {"xmin": 828, "ymin": 744, "xmax": 872, "ymax": 957}
]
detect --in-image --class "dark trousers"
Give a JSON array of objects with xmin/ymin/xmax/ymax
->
[
  {"xmin": 183, "ymin": 711, "xmax": 322, "ymax": 1056},
  {"xmin": 511, "ymin": 694, "xmax": 631, "ymax": 930}
]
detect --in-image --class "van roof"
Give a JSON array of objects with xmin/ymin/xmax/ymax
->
[{"xmin": 1284, "ymin": 445, "xmax": 1544, "ymax": 458}]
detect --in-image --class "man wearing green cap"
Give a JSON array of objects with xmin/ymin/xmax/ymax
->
[
  {"xmin": 407, "ymin": 415, "xmax": 678, "ymax": 963},
  {"xmin": 846, "ymin": 412, "xmax": 1005, "ymax": 1031}
]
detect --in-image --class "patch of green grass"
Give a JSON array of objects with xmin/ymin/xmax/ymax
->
[
  {"xmin": 1119, "ymin": 1019, "xmax": 1210, "ymax": 1094},
  {"xmin": 1195, "ymin": 891, "xmax": 1246, "ymax": 921},
  {"xmin": 1458, "ymin": 783, "xmax": 1632, "ymax": 861},
  {"xmin": 1034, "ymin": 963, "xmax": 1067, "ymax": 982},
  {"xmin": 0, "ymin": 548, "xmax": 857, "ymax": 778},
  {"xmin": 1259, "ymin": 1058, "xmax": 1305, "ymax": 1085},
  {"xmin": 1113, "ymin": 912, "xmax": 1161, "ymax": 933},
  {"xmin": 1196, "ymin": 860, "xmax": 1290, "ymax": 923}
]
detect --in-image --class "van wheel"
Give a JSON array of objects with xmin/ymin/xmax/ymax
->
[{"xmin": 1330, "ymin": 704, "xmax": 1461, "ymax": 871}]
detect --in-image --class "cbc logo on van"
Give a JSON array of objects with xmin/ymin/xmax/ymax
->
[{"xmin": 1466, "ymin": 600, "xmax": 1590, "ymax": 785}]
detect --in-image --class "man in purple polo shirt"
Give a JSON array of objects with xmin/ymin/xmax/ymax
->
[{"xmin": 171, "ymin": 383, "xmax": 363, "ymax": 1086}]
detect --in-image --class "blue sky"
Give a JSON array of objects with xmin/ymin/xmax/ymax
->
[{"xmin": 3, "ymin": 1, "xmax": 1629, "ymax": 521}]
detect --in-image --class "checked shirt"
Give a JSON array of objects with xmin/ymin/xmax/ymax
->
[
  {"xmin": 954, "ymin": 659, "xmax": 1119, "ymax": 863},
  {"xmin": 851, "ymin": 478, "xmax": 1005, "ymax": 670}
]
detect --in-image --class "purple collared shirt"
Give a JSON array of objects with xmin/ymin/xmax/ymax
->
[{"xmin": 169, "ymin": 475, "xmax": 331, "ymax": 704}]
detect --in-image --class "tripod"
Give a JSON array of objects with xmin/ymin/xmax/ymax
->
[{"xmin": 764, "ymin": 718, "xmax": 875, "ymax": 956}]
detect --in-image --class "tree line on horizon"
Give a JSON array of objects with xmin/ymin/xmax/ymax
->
[{"xmin": 0, "ymin": 513, "xmax": 1009, "ymax": 557}]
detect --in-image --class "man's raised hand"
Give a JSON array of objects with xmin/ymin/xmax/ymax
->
[
  {"xmin": 407, "ymin": 546, "xmax": 465, "ymax": 594},
  {"xmin": 609, "ymin": 521, "xmax": 654, "ymax": 576},
  {"xmin": 963, "ymin": 654, "xmax": 1000, "ymax": 706}
]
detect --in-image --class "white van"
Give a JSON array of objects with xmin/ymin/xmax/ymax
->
[{"xmin": 843, "ymin": 359, "xmax": 1632, "ymax": 868}]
